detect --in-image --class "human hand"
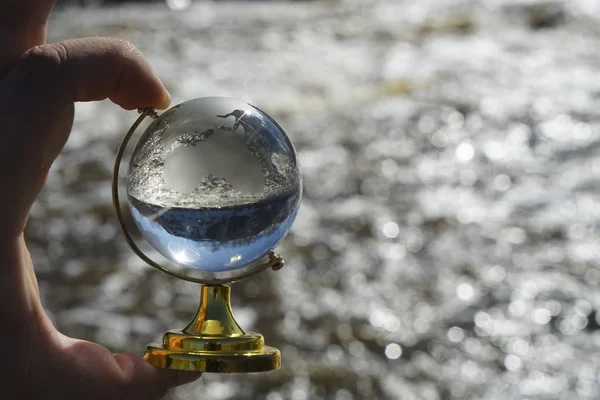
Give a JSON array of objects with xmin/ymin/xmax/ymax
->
[{"xmin": 0, "ymin": 1, "xmax": 200, "ymax": 398}]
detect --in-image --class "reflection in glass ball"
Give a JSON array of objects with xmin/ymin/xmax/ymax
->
[{"xmin": 127, "ymin": 97, "xmax": 302, "ymax": 272}]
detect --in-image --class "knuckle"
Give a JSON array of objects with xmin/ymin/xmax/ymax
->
[{"xmin": 21, "ymin": 42, "xmax": 69, "ymax": 70}]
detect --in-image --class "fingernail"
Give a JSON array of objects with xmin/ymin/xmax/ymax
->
[{"xmin": 158, "ymin": 89, "xmax": 172, "ymax": 110}]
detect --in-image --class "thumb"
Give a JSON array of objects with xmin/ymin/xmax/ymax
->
[
  {"xmin": 114, "ymin": 353, "xmax": 202, "ymax": 399},
  {"xmin": 0, "ymin": 37, "xmax": 171, "ymax": 237}
]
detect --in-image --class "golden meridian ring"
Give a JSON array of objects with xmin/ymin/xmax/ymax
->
[{"xmin": 112, "ymin": 107, "xmax": 284, "ymax": 284}]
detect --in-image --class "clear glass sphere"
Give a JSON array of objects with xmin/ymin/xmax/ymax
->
[{"xmin": 127, "ymin": 97, "xmax": 302, "ymax": 272}]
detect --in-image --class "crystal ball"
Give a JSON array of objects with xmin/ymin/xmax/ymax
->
[{"xmin": 127, "ymin": 97, "xmax": 302, "ymax": 272}]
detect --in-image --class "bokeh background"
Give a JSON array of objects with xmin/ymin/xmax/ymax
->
[{"xmin": 32, "ymin": 0, "xmax": 600, "ymax": 399}]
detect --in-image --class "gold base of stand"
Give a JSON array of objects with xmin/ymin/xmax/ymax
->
[{"xmin": 144, "ymin": 285, "xmax": 280, "ymax": 373}]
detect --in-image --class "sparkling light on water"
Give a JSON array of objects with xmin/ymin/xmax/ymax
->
[
  {"xmin": 385, "ymin": 343, "xmax": 402, "ymax": 359},
  {"xmin": 35, "ymin": 2, "xmax": 600, "ymax": 400}
]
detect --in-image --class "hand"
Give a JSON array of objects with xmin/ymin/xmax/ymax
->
[{"xmin": 0, "ymin": 2, "xmax": 200, "ymax": 398}]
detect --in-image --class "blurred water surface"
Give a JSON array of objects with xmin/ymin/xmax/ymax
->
[{"xmin": 31, "ymin": 0, "xmax": 600, "ymax": 399}]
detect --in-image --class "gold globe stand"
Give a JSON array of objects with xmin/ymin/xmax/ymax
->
[
  {"xmin": 113, "ymin": 108, "xmax": 286, "ymax": 373},
  {"xmin": 144, "ymin": 285, "xmax": 280, "ymax": 373}
]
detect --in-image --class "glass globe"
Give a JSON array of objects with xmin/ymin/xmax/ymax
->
[{"xmin": 127, "ymin": 97, "xmax": 302, "ymax": 272}]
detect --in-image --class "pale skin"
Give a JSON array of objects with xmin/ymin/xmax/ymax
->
[{"xmin": 0, "ymin": 1, "xmax": 201, "ymax": 398}]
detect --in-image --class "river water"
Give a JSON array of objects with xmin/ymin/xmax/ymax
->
[{"xmin": 30, "ymin": 0, "xmax": 600, "ymax": 399}]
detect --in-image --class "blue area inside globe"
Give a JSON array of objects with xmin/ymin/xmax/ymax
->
[{"xmin": 127, "ymin": 97, "xmax": 301, "ymax": 272}]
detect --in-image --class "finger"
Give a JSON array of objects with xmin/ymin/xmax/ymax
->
[
  {"xmin": 6, "ymin": 37, "xmax": 172, "ymax": 111},
  {"xmin": 0, "ymin": 0, "xmax": 56, "ymax": 77},
  {"xmin": 114, "ymin": 353, "xmax": 202, "ymax": 399},
  {"xmin": 0, "ymin": 37, "xmax": 171, "ymax": 236}
]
